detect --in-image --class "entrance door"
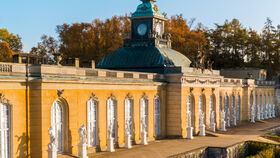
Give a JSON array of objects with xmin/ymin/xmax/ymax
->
[
  {"xmin": 0, "ymin": 104, "xmax": 10, "ymax": 158},
  {"xmin": 51, "ymin": 102, "xmax": 63, "ymax": 153}
]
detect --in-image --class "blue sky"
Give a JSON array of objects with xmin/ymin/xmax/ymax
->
[{"xmin": 1, "ymin": 0, "xmax": 280, "ymax": 52}]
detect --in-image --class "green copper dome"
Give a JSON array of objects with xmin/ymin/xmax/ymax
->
[
  {"xmin": 132, "ymin": 0, "xmax": 164, "ymax": 18},
  {"xmin": 97, "ymin": 46, "xmax": 191, "ymax": 72}
]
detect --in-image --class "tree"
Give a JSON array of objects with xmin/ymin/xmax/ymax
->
[
  {"xmin": 165, "ymin": 15, "xmax": 207, "ymax": 61},
  {"xmin": 0, "ymin": 41, "xmax": 13, "ymax": 62},
  {"xmin": 0, "ymin": 29, "xmax": 23, "ymax": 52},
  {"xmin": 206, "ymin": 19, "xmax": 249, "ymax": 69},
  {"xmin": 56, "ymin": 15, "xmax": 130, "ymax": 63},
  {"xmin": 30, "ymin": 35, "xmax": 59, "ymax": 64}
]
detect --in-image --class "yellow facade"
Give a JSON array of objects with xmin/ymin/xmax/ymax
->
[{"xmin": 0, "ymin": 63, "xmax": 276, "ymax": 158}]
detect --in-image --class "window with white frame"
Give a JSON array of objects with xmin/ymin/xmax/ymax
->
[
  {"xmin": 237, "ymin": 95, "xmax": 241, "ymax": 121},
  {"xmin": 140, "ymin": 97, "xmax": 148, "ymax": 134},
  {"xmin": 0, "ymin": 103, "xmax": 10, "ymax": 158},
  {"xmin": 125, "ymin": 98, "xmax": 133, "ymax": 138},
  {"xmin": 231, "ymin": 96, "xmax": 235, "ymax": 124},
  {"xmin": 154, "ymin": 97, "xmax": 160, "ymax": 136},
  {"xmin": 87, "ymin": 99, "xmax": 98, "ymax": 147},
  {"xmin": 225, "ymin": 96, "xmax": 229, "ymax": 121},
  {"xmin": 107, "ymin": 97, "xmax": 117, "ymax": 143},
  {"xmin": 51, "ymin": 101, "xmax": 64, "ymax": 153}
]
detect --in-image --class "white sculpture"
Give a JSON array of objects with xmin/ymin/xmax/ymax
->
[
  {"xmin": 125, "ymin": 120, "xmax": 132, "ymax": 149},
  {"xmin": 78, "ymin": 125, "xmax": 88, "ymax": 158},
  {"xmin": 48, "ymin": 126, "xmax": 57, "ymax": 158},
  {"xmin": 264, "ymin": 105, "xmax": 268, "ymax": 119},
  {"xmin": 272, "ymin": 104, "xmax": 276, "ymax": 118},
  {"xmin": 268, "ymin": 104, "xmax": 272, "ymax": 118},
  {"xmin": 257, "ymin": 105, "xmax": 261, "ymax": 120},
  {"xmin": 227, "ymin": 109, "xmax": 231, "ymax": 127},
  {"xmin": 107, "ymin": 122, "xmax": 115, "ymax": 152},
  {"xmin": 250, "ymin": 105, "xmax": 255, "ymax": 123},
  {"xmin": 232, "ymin": 110, "xmax": 237, "ymax": 126},
  {"xmin": 210, "ymin": 111, "xmax": 216, "ymax": 132},
  {"xmin": 220, "ymin": 110, "xmax": 226, "ymax": 131},
  {"xmin": 141, "ymin": 119, "xmax": 148, "ymax": 145},
  {"xmin": 199, "ymin": 111, "xmax": 205, "ymax": 136},
  {"xmin": 260, "ymin": 106, "xmax": 264, "ymax": 120},
  {"xmin": 186, "ymin": 111, "xmax": 193, "ymax": 139}
]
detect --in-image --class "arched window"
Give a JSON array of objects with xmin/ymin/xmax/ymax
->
[
  {"xmin": 87, "ymin": 98, "xmax": 98, "ymax": 147},
  {"xmin": 237, "ymin": 95, "xmax": 241, "ymax": 121},
  {"xmin": 107, "ymin": 95, "xmax": 117, "ymax": 143},
  {"xmin": 125, "ymin": 96, "xmax": 134, "ymax": 139},
  {"xmin": 154, "ymin": 96, "xmax": 161, "ymax": 137},
  {"xmin": 140, "ymin": 95, "xmax": 148, "ymax": 134},
  {"xmin": 51, "ymin": 101, "xmax": 64, "ymax": 153},
  {"xmin": 0, "ymin": 103, "xmax": 10, "ymax": 158}
]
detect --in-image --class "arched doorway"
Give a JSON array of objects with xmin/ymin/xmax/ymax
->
[
  {"xmin": 51, "ymin": 99, "xmax": 68, "ymax": 153},
  {"xmin": 0, "ymin": 103, "xmax": 10, "ymax": 158}
]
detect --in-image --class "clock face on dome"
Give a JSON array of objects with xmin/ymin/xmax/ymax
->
[{"xmin": 137, "ymin": 24, "xmax": 147, "ymax": 36}]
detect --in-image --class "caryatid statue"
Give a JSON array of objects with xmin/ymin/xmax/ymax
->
[
  {"xmin": 78, "ymin": 125, "xmax": 88, "ymax": 158},
  {"xmin": 48, "ymin": 126, "xmax": 57, "ymax": 158},
  {"xmin": 187, "ymin": 111, "xmax": 192, "ymax": 128},
  {"xmin": 78, "ymin": 124, "xmax": 87, "ymax": 144},
  {"xmin": 125, "ymin": 119, "xmax": 132, "ymax": 148},
  {"xmin": 48, "ymin": 126, "xmax": 56, "ymax": 150},
  {"xmin": 199, "ymin": 111, "xmax": 205, "ymax": 126},
  {"xmin": 251, "ymin": 105, "xmax": 255, "ymax": 123},
  {"xmin": 210, "ymin": 111, "xmax": 216, "ymax": 132},
  {"xmin": 220, "ymin": 110, "xmax": 226, "ymax": 131},
  {"xmin": 199, "ymin": 111, "xmax": 206, "ymax": 136}
]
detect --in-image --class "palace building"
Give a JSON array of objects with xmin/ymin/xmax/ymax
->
[{"xmin": 0, "ymin": 0, "xmax": 278, "ymax": 158}]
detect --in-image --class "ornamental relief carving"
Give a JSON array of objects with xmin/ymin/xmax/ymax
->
[
  {"xmin": 181, "ymin": 77, "xmax": 221, "ymax": 85},
  {"xmin": 0, "ymin": 93, "xmax": 10, "ymax": 105}
]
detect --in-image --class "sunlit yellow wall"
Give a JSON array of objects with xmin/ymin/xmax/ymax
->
[
  {"xmin": 0, "ymin": 81, "xmax": 27, "ymax": 158},
  {"xmin": 37, "ymin": 82, "xmax": 166, "ymax": 158}
]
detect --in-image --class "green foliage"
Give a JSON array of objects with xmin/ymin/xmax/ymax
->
[
  {"xmin": 246, "ymin": 141, "xmax": 280, "ymax": 158},
  {"xmin": 0, "ymin": 28, "xmax": 22, "ymax": 52},
  {"xmin": 264, "ymin": 135, "xmax": 280, "ymax": 142},
  {"xmin": 206, "ymin": 18, "xmax": 280, "ymax": 79},
  {"xmin": 30, "ymin": 35, "xmax": 58, "ymax": 64}
]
